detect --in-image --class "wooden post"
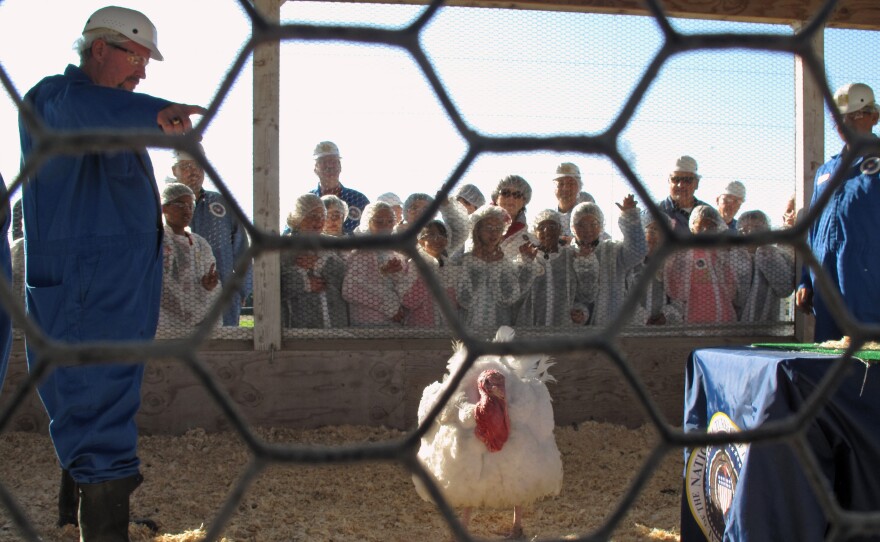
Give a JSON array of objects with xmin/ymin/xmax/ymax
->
[
  {"xmin": 792, "ymin": 21, "xmax": 823, "ymax": 343},
  {"xmin": 252, "ymin": 0, "xmax": 283, "ymax": 351}
]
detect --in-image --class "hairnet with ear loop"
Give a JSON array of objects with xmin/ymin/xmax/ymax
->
[
  {"xmin": 736, "ymin": 210, "xmax": 771, "ymax": 233},
  {"xmin": 455, "ymin": 184, "xmax": 486, "ymax": 208},
  {"xmin": 321, "ymin": 194, "xmax": 349, "ymax": 218},
  {"xmin": 161, "ymin": 182, "xmax": 195, "ymax": 205},
  {"xmin": 403, "ymin": 193, "xmax": 434, "ymax": 218},
  {"xmin": 287, "ymin": 193, "xmax": 326, "ymax": 231},
  {"xmin": 570, "ymin": 202, "xmax": 605, "ymax": 234},
  {"xmin": 377, "ymin": 192, "xmax": 403, "ymax": 207},
  {"xmin": 640, "ymin": 209, "xmax": 673, "ymax": 230},
  {"xmin": 491, "ymin": 175, "xmax": 533, "ymax": 205},
  {"xmin": 530, "ymin": 209, "xmax": 563, "ymax": 233},
  {"xmin": 689, "ymin": 205, "xmax": 727, "ymax": 233},
  {"xmin": 355, "ymin": 201, "xmax": 395, "ymax": 235}
]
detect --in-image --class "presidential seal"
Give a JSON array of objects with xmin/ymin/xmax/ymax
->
[
  {"xmin": 860, "ymin": 156, "xmax": 880, "ymax": 176},
  {"xmin": 209, "ymin": 201, "xmax": 227, "ymax": 218},
  {"xmin": 686, "ymin": 412, "xmax": 749, "ymax": 542}
]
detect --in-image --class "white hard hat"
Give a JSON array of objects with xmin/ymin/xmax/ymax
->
[
  {"xmin": 173, "ymin": 142, "xmax": 205, "ymax": 163},
  {"xmin": 83, "ymin": 6, "xmax": 163, "ymax": 61},
  {"xmin": 313, "ymin": 141, "xmax": 341, "ymax": 159},
  {"xmin": 554, "ymin": 162, "xmax": 581, "ymax": 180},
  {"xmin": 834, "ymin": 83, "xmax": 876, "ymax": 114},
  {"xmin": 721, "ymin": 180, "xmax": 746, "ymax": 200},
  {"xmin": 673, "ymin": 155, "xmax": 699, "ymax": 175}
]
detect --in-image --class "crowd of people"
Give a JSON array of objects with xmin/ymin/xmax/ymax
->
[
  {"xmin": 279, "ymin": 147, "xmax": 799, "ymax": 334},
  {"xmin": 1, "ymin": 5, "xmax": 876, "ymax": 541}
]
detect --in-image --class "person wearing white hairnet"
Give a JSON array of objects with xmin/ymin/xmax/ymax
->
[
  {"xmin": 171, "ymin": 144, "xmax": 251, "ymax": 327},
  {"xmin": 568, "ymin": 196, "xmax": 646, "ymax": 326},
  {"xmin": 377, "ymin": 192, "xmax": 403, "ymax": 225},
  {"xmin": 310, "ymin": 141, "xmax": 370, "ymax": 234},
  {"xmin": 280, "ymin": 193, "xmax": 349, "ymax": 329},
  {"xmin": 625, "ymin": 213, "xmax": 684, "ymax": 326},
  {"xmin": 658, "ymin": 155, "xmax": 710, "ymax": 235},
  {"xmin": 552, "ymin": 163, "xmax": 595, "ymax": 243},
  {"xmin": 515, "ymin": 209, "xmax": 596, "ymax": 326},
  {"xmin": 491, "ymin": 175, "xmax": 535, "ymax": 260},
  {"xmin": 156, "ymin": 183, "xmax": 221, "ymax": 338},
  {"xmin": 454, "ymin": 183, "xmax": 486, "ymax": 214},
  {"xmin": 455, "ymin": 205, "xmax": 527, "ymax": 336},
  {"xmin": 400, "ymin": 219, "xmax": 460, "ymax": 328},
  {"xmin": 716, "ymin": 180, "xmax": 746, "ymax": 231},
  {"xmin": 18, "ymin": 6, "xmax": 207, "ymax": 536},
  {"xmin": 797, "ymin": 82, "xmax": 880, "ymax": 342},
  {"xmin": 343, "ymin": 202, "xmax": 409, "ymax": 326},
  {"xmin": 665, "ymin": 205, "xmax": 744, "ymax": 324},
  {"xmin": 395, "ymin": 192, "xmax": 469, "ymax": 256},
  {"xmin": 321, "ymin": 195, "xmax": 350, "ymax": 238},
  {"xmin": 735, "ymin": 210, "xmax": 795, "ymax": 323}
]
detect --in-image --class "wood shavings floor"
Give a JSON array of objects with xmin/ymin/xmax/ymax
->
[{"xmin": 0, "ymin": 422, "xmax": 682, "ymax": 541}]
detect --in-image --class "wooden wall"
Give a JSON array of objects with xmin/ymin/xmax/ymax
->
[{"xmin": 1, "ymin": 335, "xmax": 768, "ymax": 435}]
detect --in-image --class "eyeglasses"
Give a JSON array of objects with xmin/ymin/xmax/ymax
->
[
  {"xmin": 669, "ymin": 176, "xmax": 697, "ymax": 185},
  {"xmin": 370, "ymin": 217, "xmax": 396, "ymax": 226},
  {"xmin": 575, "ymin": 218, "xmax": 602, "ymax": 230},
  {"xmin": 106, "ymin": 42, "xmax": 149, "ymax": 67},
  {"xmin": 175, "ymin": 161, "xmax": 202, "ymax": 172},
  {"xmin": 164, "ymin": 201, "xmax": 195, "ymax": 211},
  {"xmin": 843, "ymin": 108, "xmax": 876, "ymax": 123},
  {"xmin": 535, "ymin": 222, "xmax": 560, "ymax": 231},
  {"xmin": 499, "ymin": 189, "xmax": 524, "ymax": 199}
]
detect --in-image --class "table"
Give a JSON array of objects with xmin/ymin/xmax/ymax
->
[{"xmin": 681, "ymin": 346, "xmax": 880, "ymax": 542}]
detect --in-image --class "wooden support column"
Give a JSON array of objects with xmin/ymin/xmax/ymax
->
[
  {"xmin": 793, "ymin": 22, "xmax": 823, "ymax": 343},
  {"xmin": 253, "ymin": 0, "xmax": 283, "ymax": 351}
]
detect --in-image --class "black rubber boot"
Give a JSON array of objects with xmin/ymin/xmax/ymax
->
[
  {"xmin": 78, "ymin": 473, "xmax": 143, "ymax": 542},
  {"xmin": 58, "ymin": 468, "xmax": 79, "ymax": 527}
]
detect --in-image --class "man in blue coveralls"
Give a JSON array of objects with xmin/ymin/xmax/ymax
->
[
  {"xmin": 309, "ymin": 141, "xmax": 370, "ymax": 234},
  {"xmin": 19, "ymin": 6, "xmax": 206, "ymax": 540},
  {"xmin": 796, "ymin": 82, "xmax": 880, "ymax": 342},
  {"xmin": 0, "ymin": 182, "xmax": 12, "ymax": 393},
  {"xmin": 171, "ymin": 144, "xmax": 251, "ymax": 326}
]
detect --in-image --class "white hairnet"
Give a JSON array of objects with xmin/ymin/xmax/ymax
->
[
  {"xmin": 286, "ymin": 193, "xmax": 325, "ymax": 230},
  {"xmin": 161, "ymin": 182, "xmax": 195, "ymax": 205},
  {"xmin": 570, "ymin": 202, "xmax": 605, "ymax": 233}
]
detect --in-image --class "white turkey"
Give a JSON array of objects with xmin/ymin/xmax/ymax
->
[{"xmin": 413, "ymin": 326, "xmax": 563, "ymax": 539}]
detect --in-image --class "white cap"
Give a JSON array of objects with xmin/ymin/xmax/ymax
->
[
  {"xmin": 83, "ymin": 6, "xmax": 163, "ymax": 61},
  {"xmin": 377, "ymin": 192, "xmax": 403, "ymax": 207},
  {"xmin": 721, "ymin": 180, "xmax": 746, "ymax": 201},
  {"xmin": 161, "ymin": 182, "xmax": 194, "ymax": 205},
  {"xmin": 673, "ymin": 155, "xmax": 699, "ymax": 175},
  {"xmin": 554, "ymin": 162, "xmax": 581, "ymax": 180},
  {"xmin": 313, "ymin": 141, "xmax": 340, "ymax": 159},
  {"xmin": 173, "ymin": 142, "xmax": 205, "ymax": 163},
  {"xmin": 834, "ymin": 83, "xmax": 876, "ymax": 114}
]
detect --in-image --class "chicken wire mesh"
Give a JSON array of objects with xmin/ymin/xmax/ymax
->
[{"xmin": 0, "ymin": 0, "xmax": 879, "ymax": 540}]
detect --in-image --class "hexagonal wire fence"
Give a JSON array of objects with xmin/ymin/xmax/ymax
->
[{"xmin": 2, "ymin": 0, "xmax": 880, "ymax": 539}]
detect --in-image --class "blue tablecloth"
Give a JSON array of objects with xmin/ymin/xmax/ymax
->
[{"xmin": 681, "ymin": 347, "xmax": 880, "ymax": 542}]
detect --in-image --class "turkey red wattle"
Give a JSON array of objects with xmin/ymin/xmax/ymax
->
[{"xmin": 474, "ymin": 370, "xmax": 510, "ymax": 452}]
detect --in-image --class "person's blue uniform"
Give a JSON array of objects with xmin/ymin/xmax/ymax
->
[
  {"xmin": 656, "ymin": 196, "xmax": 710, "ymax": 235},
  {"xmin": 0, "ymin": 181, "xmax": 12, "ymax": 394},
  {"xmin": 801, "ymin": 143, "xmax": 880, "ymax": 342},
  {"xmin": 190, "ymin": 189, "xmax": 250, "ymax": 326},
  {"xmin": 309, "ymin": 184, "xmax": 369, "ymax": 234},
  {"xmin": 20, "ymin": 64, "xmax": 168, "ymax": 484}
]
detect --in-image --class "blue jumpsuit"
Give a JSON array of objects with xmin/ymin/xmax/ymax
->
[
  {"xmin": 309, "ymin": 184, "xmax": 369, "ymax": 234},
  {"xmin": 0, "ymin": 181, "xmax": 12, "ymax": 393},
  {"xmin": 801, "ymin": 144, "xmax": 880, "ymax": 342},
  {"xmin": 20, "ymin": 65, "xmax": 169, "ymax": 484},
  {"xmin": 190, "ymin": 189, "xmax": 250, "ymax": 326}
]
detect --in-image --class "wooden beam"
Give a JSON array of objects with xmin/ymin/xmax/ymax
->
[
  {"xmin": 253, "ymin": 0, "xmax": 283, "ymax": 351},
  {"xmin": 793, "ymin": 22, "xmax": 822, "ymax": 343},
  {"xmin": 300, "ymin": 0, "xmax": 880, "ymax": 30}
]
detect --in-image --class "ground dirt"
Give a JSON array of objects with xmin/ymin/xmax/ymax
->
[{"xmin": 0, "ymin": 422, "xmax": 683, "ymax": 542}]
